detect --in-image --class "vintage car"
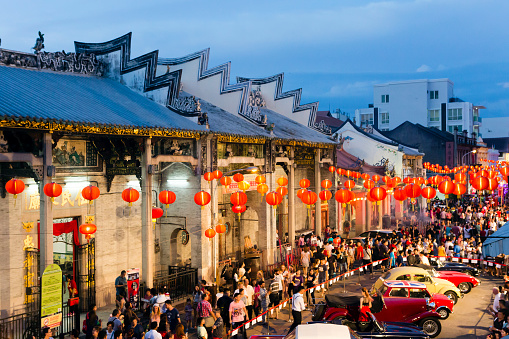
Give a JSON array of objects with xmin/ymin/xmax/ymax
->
[
  {"xmin": 429, "ymin": 259, "xmax": 480, "ymax": 276},
  {"xmin": 378, "ymin": 280, "xmax": 454, "ymax": 319},
  {"xmin": 249, "ymin": 323, "xmax": 359, "ymax": 339},
  {"xmin": 373, "ymin": 266, "xmax": 462, "ymax": 304},
  {"xmin": 250, "ymin": 321, "xmax": 430, "ymax": 339},
  {"xmin": 312, "ymin": 292, "xmax": 441, "ymax": 337},
  {"xmin": 350, "ymin": 230, "xmax": 394, "ymax": 242},
  {"xmin": 414, "ymin": 264, "xmax": 480, "ymax": 293}
]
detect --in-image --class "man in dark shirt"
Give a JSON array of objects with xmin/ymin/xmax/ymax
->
[
  {"xmin": 407, "ymin": 249, "xmax": 417, "ymax": 266},
  {"xmin": 217, "ymin": 289, "xmax": 233, "ymax": 329},
  {"xmin": 165, "ymin": 300, "xmax": 180, "ymax": 334},
  {"xmin": 396, "ymin": 251, "xmax": 404, "ymax": 267}
]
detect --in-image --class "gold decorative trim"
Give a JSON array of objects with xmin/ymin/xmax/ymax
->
[
  {"xmin": 0, "ymin": 119, "xmax": 202, "ymax": 139},
  {"xmin": 217, "ymin": 135, "xmax": 266, "ymax": 144}
]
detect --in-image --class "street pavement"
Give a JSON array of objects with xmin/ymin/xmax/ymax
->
[{"xmin": 244, "ymin": 269, "xmax": 501, "ymax": 339}]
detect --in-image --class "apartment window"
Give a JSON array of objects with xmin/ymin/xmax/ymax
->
[
  {"xmin": 428, "ymin": 109, "xmax": 440, "ymax": 122},
  {"xmin": 380, "ymin": 112, "xmax": 389, "ymax": 125},
  {"xmin": 448, "ymin": 125, "xmax": 463, "ymax": 133},
  {"xmin": 381, "ymin": 94, "xmax": 389, "ymax": 103},
  {"xmin": 430, "ymin": 90, "xmax": 439, "ymax": 99},
  {"xmin": 447, "ymin": 108, "xmax": 462, "ymax": 121},
  {"xmin": 360, "ymin": 113, "xmax": 374, "ymax": 127}
]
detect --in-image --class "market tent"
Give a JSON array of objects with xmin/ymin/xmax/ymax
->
[{"xmin": 483, "ymin": 221, "xmax": 509, "ymax": 257}]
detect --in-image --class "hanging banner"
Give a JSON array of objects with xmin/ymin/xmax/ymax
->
[
  {"xmin": 127, "ymin": 268, "xmax": 140, "ymax": 310},
  {"xmin": 41, "ymin": 264, "xmax": 63, "ymax": 328}
]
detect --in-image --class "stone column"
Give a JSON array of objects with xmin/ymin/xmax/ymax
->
[
  {"xmin": 141, "ymin": 137, "xmax": 154, "ymax": 288},
  {"xmin": 265, "ymin": 171, "xmax": 275, "ymax": 264},
  {"xmin": 288, "ymin": 147, "xmax": 295, "ymax": 248},
  {"xmin": 329, "ymin": 168, "xmax": 338, "ymax": 231},
  {"xmin": 314, "ymin": 150, "xmax": 321, "ymax": 237},
  {"xmin": 365, "ymin": 200, "xmax": 372, "ymax": 234},
  {"xmin": 39, "ymin": 133, "xmax": 53, "ymax": 274}
]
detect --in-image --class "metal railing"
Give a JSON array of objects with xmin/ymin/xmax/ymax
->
[
  {"xmin": 0, "ymin": 303, "xmax": 75, "ymax": 339},
  {"xmin": 142, "ymin": 266, "xmax": 198, "ymax": 303}
]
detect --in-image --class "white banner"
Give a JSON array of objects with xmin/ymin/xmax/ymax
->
[
  {"xmin": 497, "ymin": 264, "xmax": 501, "ymax": 269},
  {"xmin": 439, "ymin": 257, "xmax": 446, "ymax": 262},
  {"xmin": 462, "ymin": 259, "xmax": 469, "ymax": 263},
  {"xmin": 245, "ymin": 323, "xmax": 250, "ymax": 329},
  {"xmin": 452, "ymin": 257, "xmax": 459, "ymax": 262},
  {"xmin": 489, "ymin": 262, "xmax": 494, "ymax": 266}
]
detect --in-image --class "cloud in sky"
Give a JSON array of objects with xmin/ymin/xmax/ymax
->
[
  {"xmin": 416, "ymin": 64, "xmax": 432, "ymax": 72},
  {"xmin": 498, "ymin": 82, "xmax": 509, "ymax": 89}
]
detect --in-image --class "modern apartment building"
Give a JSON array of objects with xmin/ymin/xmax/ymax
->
[{"xmin": 354, "ymin": 79, "xmax": 484, "ymax": 136}]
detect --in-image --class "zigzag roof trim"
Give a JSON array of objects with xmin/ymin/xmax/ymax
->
[
  {"xmin": 237, "ymin": 74, "xmax": 323, "ymax": 134},
  {"xmin": 74, "ymin": 32, "xmax": 180, "ymax": 108},
  {"xmin": 158, "ymin": 50, "xmax": 251, "ymax": 115}
]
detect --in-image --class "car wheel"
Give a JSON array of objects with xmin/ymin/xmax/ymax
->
[
  {"xmin": 462, "ymin": 270, "xmax": 474, "ymax": 276},
  {"xmin": 458, "ymin": 282, "xmax": 472, "ymax": 294},
  {"xmin": 419, "ymin": 317, "xmax": 442, "ymax": 338},
  {"xmin": 437, "ymin": 308, "xmax": 449, "ymax": 319},
  {"xmin": 444, "ymin": 291, "xmax": 458, "ymax": 304}
]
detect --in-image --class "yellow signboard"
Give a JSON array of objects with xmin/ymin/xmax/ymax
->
[{"xmin": 41, "ymin": 264, "xmax": 62, "ymax": 319}]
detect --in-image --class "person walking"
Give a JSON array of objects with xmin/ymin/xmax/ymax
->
[
  {"xmin": 229, "ymin": 292, "xmax": 248, "ymax": 339},
  {"xmin": 362, "ymin": 244, "xmax": 372, "ymax": 275},
  {"xmin": 287, "ymin": 286, "xmax": 306, "ymax": 335}
]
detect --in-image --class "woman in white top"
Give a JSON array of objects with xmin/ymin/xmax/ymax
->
[{"xmin": 300, "ymin": 246, "xmax": 311, "ymax": 276}]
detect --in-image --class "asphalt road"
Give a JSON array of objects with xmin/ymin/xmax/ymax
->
[{"xmin": 244, "ymin": 269, "xmax": 502, "ymax": 339}]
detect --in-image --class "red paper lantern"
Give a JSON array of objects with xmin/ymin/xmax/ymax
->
[
  {"xmin": 301, "ymin": 190, "xmax": 318, "ymax": 207},
  {"xmin": 213, "ymin": 170, "xmax": 223, "ymax": 179},
  {"xmin": 204, "ymin": 172, "xmax": 214, "ymax": 182},
  {"xmin": 122, "ymin": 188, "xmax": 140, "ymax": 206},
  {"xmin": 404, "ymin": 184, "xmax": 421, "ymax": 200},
  {"xmin": 296, "ymin": 188, "xmax": 306, "ymax": 200},
  {"xmin": 82, "ymin": 185, "xmax": 100, "ymax": 204},
  {"xmin": 335, "ymin": 189, "xmax": 352, "ymax": 204},
  {"xmin": 386, "ymin": 178, "xmax": 397, "ymax": 188},
  {"xmin": 421, "ymin": 187, "xmax": 436, "ymax": 200},
  {"xmin": 382, "ymin": 176, "xmax": 390, "ymax": 183},
  {"xmin": 230, "ymin": 191, "xmax": 247, "ymax": 206},
  {"xmin": 44, "ymin": 182, "xmax": 63, "ymax": 201},
  {"xmin": 438, "ymin": 180, "xmax": 455, "ymax": 196},
  {"xmin": 453, "ymin": 183, "xmax": 466, "ymax": 196},
  {"xmin": 215, "ymin": 224, "xmax": 226, "ymax": 234},
  {"xmin": 266, "ymin": 191, "xmax": 283, "ymax": 208},
  {"xmin": 394, "ymin": 177, "xmax": 402, "ymax": 184},
  {"xmin": 159, "ymin": 190, "xmax": 177, "ymax": 208},
  {"xmin": 299, "ymin": 179, "xmax": 310, "ymax": 189},
  {"xmin": 470, "ymin": 176, "xmax": 489, "ymax": 191},
  {"xmin": 79, "ymin": 223, "xmax": 97, "ymax": 241},
  {"xmin": 344, "ymin": 180, "xmax": 355, "ymax": 190},
  {"xmin": 232, "ymin": 204, "xmax": 246, "ymax": 215},
  {"xmin": 233, "ymin": 173, "xmax": 244, "ymax": 183},
  {"xmin": 328, "ymin": 166, "xmax": 336, "ymax": 173},
  {"xmin": 363, "ymin": 179, "xmax": 375, "ymax": 190},
  {"xmin": 499, "ymin": 167, "xmax": 509, "ymax": 178},
  {"xmin": 238, "ymin": 181, "xmax": 250, "ymax": 192},
  {"xmin": 393, "ymin": 189, "xmax": 407, "ymax": 202},
  {"xmin": 454, "ymin": 173, "xmax": 466, "ymax": 183},
  {"xmin": 255, "ymin": 175, "xmax": 266, "ymax": 185},
  {"xmin": 487, "ymin": 178, "xmax": 498, "ymax": 191},
  {"xmin": 152, "ymin": 207, "xmax": 164, "ymax": 219},
  {"xmin": 319, "ymin": 190, "xmax": 333, "ymax": 201},
  {"xmin": 205, "ymin": 228, "xmax": 216, "ymax": 239},
  {"xmin": 220, "ymin": 176, "xmax": 232, "ymax": 186},
  {"xmin": 321, "ymin": 179, "xmax": 332, "ymax": 190},
  {"xmin": 277, "ymin": 177, "xmax": 288, "ymax": 186},
  {"xmin": 5, "ymin": 178, "xmax": 25, "ymax": 198},
  {"xmin": 361, "ymin": 173, "xmax": 370, "ymax": 181},
  {"xmin": 257, "ymin": 183, "xmax": 269, "ymax": 196},
  {"xmin": 194, "ymin": 191, "xmax": 211, "ymax": 209},
  {"xmin": 372, "ymin": 175, "xmax": 381, "ymax": 183},
  {"xmin": 276, "ymin": 186, "xmax": 288, "ymax": 196},
  {"xmin": 370, "ymin": 187, "xmax": 387, "ymax": 203}
]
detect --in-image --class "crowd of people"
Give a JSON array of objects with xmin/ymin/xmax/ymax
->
[{"xmin": 42, "ymin": 195, "xmax": 508, "ymax": 339}]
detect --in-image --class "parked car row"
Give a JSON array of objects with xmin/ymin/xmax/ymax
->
[{"xmin": 250, "ymin": 260, "xmax": 480, "ymax": 339}]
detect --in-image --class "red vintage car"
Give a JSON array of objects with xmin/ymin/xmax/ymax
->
[
  {"xmin": 416, "ymin": 264, "xmax": 480, "ymax": 294},
  {"xmin": 378, "ymin": 280, "xmax": 454, "ymax": 320},
  {"xmin": 313, "ymin": 281, "xmax": 443, "ymax": 337}
]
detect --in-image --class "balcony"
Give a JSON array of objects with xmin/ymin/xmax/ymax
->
[
  {"xmin": 473, "ymin": 116, "xmax": 482, "ymax": 126},
  {"xmin": 402, "ymin": 167, "xmax": 426, "ymax": 178}
]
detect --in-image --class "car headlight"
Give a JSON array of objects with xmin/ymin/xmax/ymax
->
[{"xmin": 428, "ymin": 302, "xmax": 436, "ymax": 309}]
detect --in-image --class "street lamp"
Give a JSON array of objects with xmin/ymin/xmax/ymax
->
[{"xmin": 462, "ymin": 150, "xmax": 477, "ymax": 165}]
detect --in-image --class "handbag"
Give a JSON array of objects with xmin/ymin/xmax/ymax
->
[{"xmin": 204, "ymin": 316, "xmax": 215, "ymax": 328}]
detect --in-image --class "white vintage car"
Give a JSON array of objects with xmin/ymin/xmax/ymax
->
[{"xmin": 250, "ymin": 323, "xmax": 358, "ymax": 339}]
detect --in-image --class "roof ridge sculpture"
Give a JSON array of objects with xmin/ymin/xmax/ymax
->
[
  {"xmin": 74, "ymin": 32, "xmax": 181, "ymax": 111},
  {"xmin": 237, "ymin": 74, "xmax": 329, "ymax": 135}
]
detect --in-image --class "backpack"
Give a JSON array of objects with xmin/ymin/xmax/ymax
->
[{"xmin": 82, "ymin": 312, "xmax": 89, "ymax": 333}]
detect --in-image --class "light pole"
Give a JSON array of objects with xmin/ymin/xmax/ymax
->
[{"xmin": 461, "ymin": 149, "xmax": 477, "ymax": 166}]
